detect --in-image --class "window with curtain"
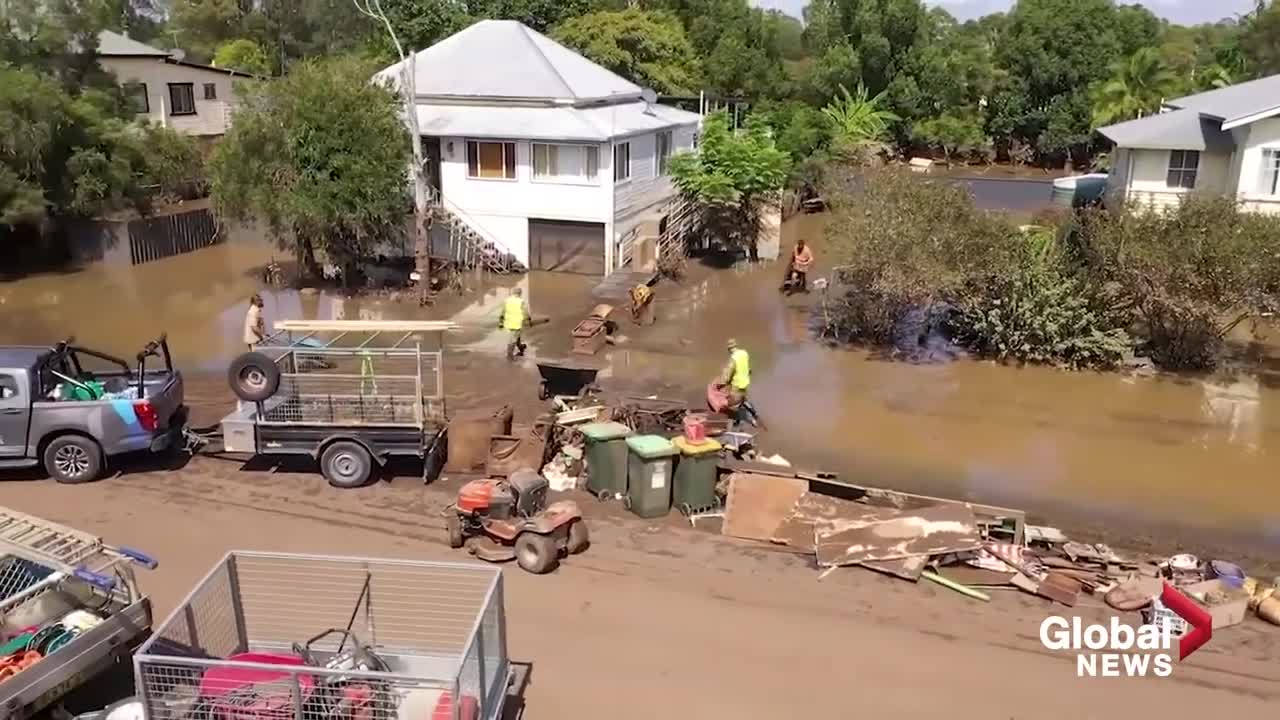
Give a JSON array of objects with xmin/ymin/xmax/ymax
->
[
  {"xmin": 1260, "ymin": 149, "xmax": 1280, "ymax": 195},
  {"xmin": 656, "ymin": 131, "xmax": 673, "ymax": 175},
  {"xmin": 532, "ymin": 144, "xmax": 599, "ymax": 182},
  {"xmin": 466, "ymin": 141, "xmax": 517, "ymax": 179},
  {"xmin": 168, "ymin": 83, "xmax": 196, "ymax": 115},
  {"xmin": 1165, "ymin": 149, "xmax": 1199, "ymax": 189},
  {"xmin": 613, "ymin": 142, "xmax": 631, "ymax": 182}
]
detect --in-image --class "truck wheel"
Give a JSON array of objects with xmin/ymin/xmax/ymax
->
[
  {"xmin": 320, "ymin": 441, "xmax": 373, "ymax": 488},
  {"xmin": 446, "ymin": 514, "xmax": 465, "ymax": 549},
  {"xmin": 44, "ymin": 435, "xmax": 103, "ymax": 484},
  {"xmin": 228, "ymin": 351, "xmax": 280, "ymax": 402},
  {"xmin": 514, "ymin": 533, "xmax": 559, "ymax": 574},
  {"xmin": 566, "ymin": 520, "xmax": 589, "ymax": 554}
]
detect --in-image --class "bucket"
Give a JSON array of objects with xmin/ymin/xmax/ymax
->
[
  {"xmin": 1210, "ymin": 560, "xmax": 1246, "ymax": 589},
  {"xmin": 683, "ymin": 414, "xmax": 708, "ymax": 443}
]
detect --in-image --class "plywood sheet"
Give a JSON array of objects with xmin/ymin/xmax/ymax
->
[
  {"xmin": 815, "ymin": 504, "xmax": 981, "ymax": 567},
  {"xmin": 721, "ymin": 473, "xmax": 806, "ymax": 542}
]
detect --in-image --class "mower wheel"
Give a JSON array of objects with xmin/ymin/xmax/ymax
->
[
  {"xmin": 514, "ymin": 532, "xmax": 559, "ymax": 574},
  {"xmin": 538, "ymin": 383, "xmax": 550, "ymax": 401},
  {"xmin": 566, "ymin": 520, "xmax": 589, "ymax": 555},
  {"xmin": 446, "ymin": 514, "xmax": 465, "ymax": 549}
]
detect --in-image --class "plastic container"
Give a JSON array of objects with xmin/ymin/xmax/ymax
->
[
  {"xmin": 682, "ymin": 414, "xmax": 708, "ymax": 443},
  {"xmin": 1210, "ymin": 560, "xmax": 1246, "ymax": 589},
  {"xmin": 671, "ymin": 436, "xmax": 721, "ymax": 512},
  {"xmin": 580, "ymin": 422, "xmax": 632, "ymax": 499},
  {"xmin": 624, "ymin": 435, "xmax": 679, "ymax": 519}
]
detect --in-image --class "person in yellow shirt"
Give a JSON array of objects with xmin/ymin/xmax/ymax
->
[
  {"xmin": 717, "ymin": 339, "xmax": 763, "ymax": 428},
  {"xmin": 498, "ymin": 287, "xmax": 533, "ymax": 360}
]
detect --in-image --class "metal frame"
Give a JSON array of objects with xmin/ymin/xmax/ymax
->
[{"xmin": 135, "ymin": 552, "xmax": 509, "ymax": 720}]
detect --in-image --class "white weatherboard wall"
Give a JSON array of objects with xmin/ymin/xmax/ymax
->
[
  {"xmin": 1234, "ymin": 118, "xmax": 1280, "ymax": 214},
  {"xmin": 1119, "ymin": 147, "xmax": 1231, "ymax": 211},
  {"xmin": 613, "ymin": 125, "xmax": 698, "ymax": 232},
  {"xmin": 436, "ymin": 136, "xmax": 615, "ymax": 268},
  {"xmin": 99, "ymin": 56, "xmax": 239, "ymax": 136}
]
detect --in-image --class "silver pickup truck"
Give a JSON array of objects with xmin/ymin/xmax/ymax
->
[{"xmin": 0, "ymin": 336, "xmax": 186, "ymax": 483}]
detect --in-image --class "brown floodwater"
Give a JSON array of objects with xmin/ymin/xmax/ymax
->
[{"xmin": 2, "ymin": 223, "xmax": 1278, "ymax": 561}]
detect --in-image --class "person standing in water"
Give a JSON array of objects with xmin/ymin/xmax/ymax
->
[
  {"xmin": 782, "ymin": 239, "xmax": 815, "ymax": 294},
  {"xmin": 717, "ymin": 339, "xmax": 763, "ymax": 428},
  {"xmin": 499, "ymin": 287, "xmax": 533, "ymax": 360},
  {"xmin": 243, "ymin": 294, "xmax": 266, "ymax": 351}
]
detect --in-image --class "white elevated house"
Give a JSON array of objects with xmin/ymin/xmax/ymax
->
[
  {"xmin": 1098, "ymin": 73, "xmax": 1280, "ymax": 214},
  {"xmin": 95, "ymin": 30, "xmax": 248, "ymax": 138},
  {"xmin": 375, "ymin": 20, "xmax": 703, "ymax": 275}
]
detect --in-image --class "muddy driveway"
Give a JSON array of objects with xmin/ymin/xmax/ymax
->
[{"xmin": 1, "ymin": 222, "xmax": 1278, "ymax": 565}]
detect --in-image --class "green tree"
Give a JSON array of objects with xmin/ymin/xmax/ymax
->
[
  {"xmin": 821, "ymin": 83, "xmax": 899, "ymax": 160},
  {"xmin": 1090, "ymin": 47, "xmax": 1177, "ymax": 126},
  {"xmin": 912, "ymin": 111, "xmax": 988, "ymax": 162},
  {"xmin": 1242, "ymin": 0, "xmax": 1280, "ymax": 76},
  {"xmin": 803, "ymin": 0, "xmax": 929, "ymax": 100},
  {"xmin": 668, "ymin": 111, "xmax": 790, "ymax": 260},
  {"xmin": 551, "ymin": 9, "xmax": 700, "ymax": 94},
  {"xmin": 209, "ymin": 57, "xmax": 411, "ymax": 283},
  {"xmin": 213, "ymin": 38, "xmax": 271, "ymax": 75}
]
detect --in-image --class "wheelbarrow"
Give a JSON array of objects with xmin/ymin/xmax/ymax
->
[{"xmin": 536, "ymin": 361, "xmax": 600, "ymax": 400}]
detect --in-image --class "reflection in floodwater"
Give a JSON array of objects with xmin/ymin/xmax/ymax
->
[{"xmin": 0, "ymin": 210, "xmax": 1277, "ymax": 555}]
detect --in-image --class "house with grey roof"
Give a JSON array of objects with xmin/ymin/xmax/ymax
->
[
  {"xmin": 96, "ymin": 30, "xmax": 250, "ymax": 138},
  {"xmin": 1098, "ymin": 73, "xmax": 1280, "ymax": 213},
  {"xmin": 374, "ymin": 20, "xmax": 703, "ymax": 275}
]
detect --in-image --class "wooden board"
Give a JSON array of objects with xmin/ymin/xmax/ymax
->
[
  {"xmin": 721, "ymin": 473, "xmax": 807, "ymax": 542},
  {"xmin": 815, "ymin": 504, "xmax": 982, "ymax": 567},
  {"xmin": 274, "ymin": 320, "xmax": 459, "ymax": 332}
]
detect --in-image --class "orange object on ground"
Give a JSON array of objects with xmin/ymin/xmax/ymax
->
[{"xmin": 706, "ymin": 382, "xmax": 730, "ymax": 414}]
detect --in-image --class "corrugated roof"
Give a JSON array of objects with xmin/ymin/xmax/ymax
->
[
  {"xmin": 96, "ymin": 30, "xmax": 170, "ymax": 57},
  {"xmin": 415, "ymin": 100, "xmax": 700, "ymax": 142},
  {"xmin": 378, "ymin": 20, "xmax": 642, "ymax": 103},
  {"xmin": 1097, "ymin": 108, "xmax": 1234, "ymax": 152},
  {"xmin": 1165, "ymin": 73, "xmax": 1280, "ymax": 126}
]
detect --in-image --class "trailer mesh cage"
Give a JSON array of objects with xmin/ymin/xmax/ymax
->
[{"xmin": 134, "ymin": 552, "xmax": 508, "ymax": 720}]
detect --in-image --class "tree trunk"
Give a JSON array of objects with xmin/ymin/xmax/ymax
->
[{"xmin": 404, "ymin": 48, "xmax": 432, "ymax": 303}]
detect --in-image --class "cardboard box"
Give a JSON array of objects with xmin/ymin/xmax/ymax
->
[{"xmin": 1183, "ymin": 579, "xmax": 1249, "ymax": 630}]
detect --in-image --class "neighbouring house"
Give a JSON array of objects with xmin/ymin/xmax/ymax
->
[
  {"xmin": 1099, "ymin": 73, "xmax": 1280, "ymax": 214},
  {"xmin": 374, "ymin": 20, "xmax": 703, "ymax": 275},
  {"xmin": 95, "ymin": 30, "xmax": 248, "ymax": 138}
]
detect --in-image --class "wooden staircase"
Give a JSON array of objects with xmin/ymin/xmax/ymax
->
[{"xmin": 427, "ymin": 188, "xmax": 524, "ymax": 274}]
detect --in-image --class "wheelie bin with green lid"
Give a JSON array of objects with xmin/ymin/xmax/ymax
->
[
  {"xmin": 580, "ymin": 421, "xmax": 633, "ymax": 499},
  {"xmin": 624, "ymin": 435, "xmax": 679, "ymax": 518},
  {"xmin": 671, "ymin": 436, "xmax": 722, "ymax": 513}
]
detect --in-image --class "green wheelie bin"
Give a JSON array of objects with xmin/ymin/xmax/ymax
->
[
  {"xmin": 671, "ymin": 436, "xmax": 722, "ymax": 513},
  {"xmin": 625, "ymin": 435, "xmax": 679, "ymax": 519},
  {"xmin": 580, "ymin": 421, "xmax": 633, "ymax": 499}
]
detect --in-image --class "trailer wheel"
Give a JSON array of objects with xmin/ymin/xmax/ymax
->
[
  {"xmin": 320, "ymin": 441, "xmax": 374, "ymax": 488},
  {"xmin": 43, "ymin": 435, "xmax": 103, "ymax": 484},
  {"xmin": 228, "ymin": 351, "xmax": 281, "ymax": 402},
  {"xmin": 514, "ymin": 532, "xmax": 558, "ymax": 574},
  {"xmin": 446, "ymin": 514, "xmax": 465, "ymax": 549},
  {"xmin": 566, "ymin": 520, "xmax": 589, "ymax": 555}
]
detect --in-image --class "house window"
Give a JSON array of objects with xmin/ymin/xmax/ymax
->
[
  {"xmin": 203, "ymin": 83, "xmax": 217, "ymax": 101},
  {"xmin": 123, "ymin": 82, "xmax": 149, "ymax": 114},
  {"xmin": 466, "ymin": 140, "xmax": 516, "ymax": 180},
  {"xmin": 1166, "ymin": 150, "xmax": 1199, "ymax": 189},
  {"xmin": 168, "ymin": 83, "xmax": 196, "ymax": 116},
  {"xmin": 532, "ymin": 143, "xmax": 599, "ymax": 183},
  {"xmin": 656, "ymin": 131, "xmax": 673, "ymax": 175},
  {"xmin": 1259, "ymin": 149, "xmax": 1280, "ymax": 195},
  {"xmin": 613, "ymin": 142, "xmax": 631, "ymax": 182}
]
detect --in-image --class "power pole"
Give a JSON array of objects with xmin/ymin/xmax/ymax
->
[{"xmin": 354, "ymin": 0, "xmax": 432, "ymax": 301}]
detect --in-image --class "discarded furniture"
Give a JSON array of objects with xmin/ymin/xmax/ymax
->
[
  {"xmin": 580, "ymin": 421, "xmax": 633, "ymax": 500},
  {"xmin": 630, "ymin": 284, "xmax": 655, "ymax": 326},
  {"xmin": 445, "ymin": 406, "xmax": 513, "ymax": 474},
  {"xmin": 536, "ymin": 360, "xmax": 600, "ymax": 400},
  {"xmin": 486, "ymin": 425, "xmax": 549, "ymax": 478},
  {"xmin": 624, "ymin": 435, "xmax": 678, "ymax": 519},
  {"xmin": 571, "ymin": 317, "xmax": 608, "ymax": 355},
  {"xmin": 671, "ymin": 436, "xmax": 721, "ymax": 513}
]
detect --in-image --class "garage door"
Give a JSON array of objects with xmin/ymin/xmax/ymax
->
[{"xmin": 528, "ymin": 219, "xmax": 606, "ymax": 275}]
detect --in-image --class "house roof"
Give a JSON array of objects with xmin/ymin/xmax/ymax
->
[
  {"xmin": 1164, "ymin": 73, "xmax": 1280, "ymax": 128},
  {"xmin": 96, "ymin": 30, "xmax": 171, "ymax": 57},
  {"xmin": 1097, "ymin": 108, "xmax": 1235, "ymax": 152},
  {"xmin": 377, "ymin": 20, "xmax": 643, "ymax": 104},
  {"xmin": 415, "ymin": 100, "xmax": 701, "ymax": 143}
]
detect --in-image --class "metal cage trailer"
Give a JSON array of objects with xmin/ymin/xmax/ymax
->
[
  {"xmin": 212, "ymin": 321, "xmax": 456, "ymax": 488},
  {"xmin": 134, "ymin": 552, "xmax": 512, "ymax": 720},
  {"xmin": 0, "ymin": 506, "xmax": 158, "ymax": 720}
]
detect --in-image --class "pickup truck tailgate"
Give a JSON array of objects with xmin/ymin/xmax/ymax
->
[{"xmin": 144, "ymin": 371, "xmax": 185, "ymax": 429}]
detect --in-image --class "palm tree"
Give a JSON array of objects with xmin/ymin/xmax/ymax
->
[
  {"xmin": 821, "ymin": 83, "xmax": 900, "ymax": 161},
  {"xmin": 1091, "ymin": 47, "xmax": 1178, "ymax": 127}
]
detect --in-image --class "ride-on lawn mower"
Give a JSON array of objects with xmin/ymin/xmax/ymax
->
[{"xmin": 445, "ymin": 469, "xmax": 588, "ymax": 574}]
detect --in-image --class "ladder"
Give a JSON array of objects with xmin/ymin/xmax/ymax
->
[
  {"xmin": 0, "ymin": 507, "xmax": 103, "ymax": 567},
  {"xmin": 427, "ymin": 188, "xmax": 524, "ymax": 275}
]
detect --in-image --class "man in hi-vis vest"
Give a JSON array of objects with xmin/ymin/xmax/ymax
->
[
  {"xmin": 717, "ymin": 339, "xmax": 763, "ymax": 428},
  {"xmin": 498, "ymin": 287, "xmax": 533, "ymax": 360}
]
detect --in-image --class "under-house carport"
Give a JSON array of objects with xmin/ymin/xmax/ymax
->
[{"xmin": 528, "ymin": 219, "xmax": 606, "ymax": 274}]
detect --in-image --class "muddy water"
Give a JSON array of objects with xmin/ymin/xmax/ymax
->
[{"xmin": 1, "ymin": 222, "xmax": 1278, "ymax": 559}]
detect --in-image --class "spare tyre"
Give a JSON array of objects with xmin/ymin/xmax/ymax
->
[{"xmin": 228, "ymin": 351, "xmax": 281, "ymax": 402}]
